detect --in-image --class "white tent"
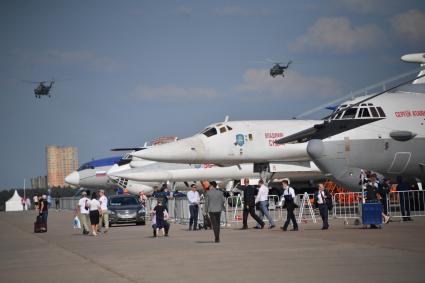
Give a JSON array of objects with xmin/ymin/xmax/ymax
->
[{"xmin": 5, "ymin": 190, "xmax": 25, "ymax": 212}]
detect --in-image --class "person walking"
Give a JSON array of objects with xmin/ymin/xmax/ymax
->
[
  {"xmin": 255, "ymin": 179, "xmax": 275, "ymax": 229},
  {"xmin": 203, "ymin": 181, "xmax": 225, "ymax": 243},
  {"xmin": 187, "ymin": 184, "xmax": 200, "ymax": 230},
  {"xmin": 76, "ymin": 191, "xmax": 90, "ymax": 235},
  {"xmin": 98, "ymin": 190, "xmax": 109, "ymax": 233},
  {"xmin": 38, "ymin": 195, "xmax": 48, "ymax": 231},
  {"xmin": 238, "ymin": 178, "xmax": 264, "ymax": 230},
  {"xmin": 88, "ymin": 192, "xmax": 101, "ymax": 236},
  {"xmin": 315, "ymin": 183, "xmax": 330, "ymax": 230},
  {"xmin": 281, "ymin": 179, "xmax": 298, "ymax": 231}
]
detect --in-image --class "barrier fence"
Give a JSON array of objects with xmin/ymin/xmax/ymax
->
[{"xmin": 59, "ymin": 190, "xmax": 425, "ymax": 227}]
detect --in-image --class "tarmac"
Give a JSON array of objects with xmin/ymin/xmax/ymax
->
[{"xmin": 1, "ymin": 210, "xmax": 425, "ymax": 283}]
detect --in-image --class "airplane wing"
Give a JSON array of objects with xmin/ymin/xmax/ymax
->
[
  {"xmin": 274, "ymin": 118, "xmax": 383, "ymax": 144},
  {"xmin": 110, "ymin": 147, "xmax": 146, "ymax": 152}
]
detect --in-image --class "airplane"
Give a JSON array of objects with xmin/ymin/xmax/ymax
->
[
  {"xmin": 65, "ymin": 154, "xmax": 184, "ymax": 195},
  {"xmin": 66, "ymin": 152, "xmax": 324, "ymax": 195},
  {"xmin": 108, "ymin": 160, "xmax": 324, "ymax": 187},
  {"xmin": 131, "ymin": 53, "xmax": 425, "ymax": 190},
  {"xmin": 273, "ymin": 53, "xmax": 425, "ymax": 189},
  {"xmin": 131, "ymin": 119, "xmax": 321, "ymax": 168}
]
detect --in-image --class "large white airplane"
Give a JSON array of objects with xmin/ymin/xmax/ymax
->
[
  {"xmin": 132, "ymin": 53, "xmax": 425, "ymax": 190},
  {"xmin": 108, "ymin": 160, "xmax": 323, "ymax": 185},
  {"xmin": 274, "ymin": 53, "xmax": 425, "ymax": 188},
  {"xmin": 66, "ymin": 154, "xmax": 324, "ymax": 195}
]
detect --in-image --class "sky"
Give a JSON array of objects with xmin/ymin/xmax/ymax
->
[{"xmin": 1, "ymin": 0, "xmax": 424, "ymax": 189}]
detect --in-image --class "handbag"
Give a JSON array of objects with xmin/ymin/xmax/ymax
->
[{"xmin": 73, "ymin": 216, "xmax": 81, "ymax": 229}]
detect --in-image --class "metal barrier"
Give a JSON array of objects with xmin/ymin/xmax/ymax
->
[
  {"xmin": 388, "ymin": 190, "xmax": 425, "ymax": 219},
  {"xmin": 60, "ymin": 197, "xmax": 79, "ymax": 211},
  {"xmin": 333, "ymin": 192, "xmax": 363, "ymax": 223}
]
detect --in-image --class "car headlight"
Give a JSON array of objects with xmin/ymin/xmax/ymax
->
[
  {"xmin": 108, "ymin": 210, "xmax": 115, "ymax": 215},
  {"xmin": 138, "ymin": 208, "xmax": 145, "ymax": 214}
]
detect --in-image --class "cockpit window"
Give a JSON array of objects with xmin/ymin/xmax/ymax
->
[
  {"xmin": 376, "ymin": 107, "xmax": 386, "ymax": 117},
  {"xmin": 202, "ymin": 127, "xmax": 217, "ymax": 137},
  {"xmin": 226, "ymin": 126, "xmax": 232, "ymax": 131},
  {"xmin": 78, "ymin": 163, "xmax": 94, "ymax": 171},
  {"xmin": 369, "ymin": 107, "xmax": 379, "ymax": 117},
  {"xmin": 220, "ymin": 127, "xmax": 227, "ymax": 133},
  {"xmin": 359, "ymin": 108, "xmax": 370, "ymax": 118},
  {"xmin": 342, "ymin": 108, "xmax": 358, "ymax": 119}
]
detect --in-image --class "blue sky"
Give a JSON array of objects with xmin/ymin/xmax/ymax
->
[{"xmin": 1, "ymin": 0, "xmax": 424, "ymax": 188}]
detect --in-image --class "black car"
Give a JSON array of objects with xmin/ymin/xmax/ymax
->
[{"xmin": 108, "ymin": 195, "xmax": 146, "ymax": 226}]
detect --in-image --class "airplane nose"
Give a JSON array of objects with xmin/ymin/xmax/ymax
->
[
  {"xmin": 65, "ymin": 171, "xmax": 80, "ymax": 186},
  {"xmin": 132, "ymin": 136, "xmax": 205, "ymax": 163}
]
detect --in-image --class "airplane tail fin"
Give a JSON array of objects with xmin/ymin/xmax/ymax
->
[{"xmin": 401, "ymin": 53, "xmax": 425, "ymax": 84}]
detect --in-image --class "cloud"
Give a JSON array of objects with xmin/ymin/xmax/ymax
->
[
  {"xmin": 390, "ymin": 9, "xmax": 425, "ymax": 44},
  {"xmin": 42, "ymin": 50, "xmax": 124, "ymax": 72},
  {"xmin": 289, "ymin": 17, "xmax": 384, "ymax": 54},
  {"xmin": 233, "ymin": 68, "xmax": 342, "ymax": 100},
  {"xmin": 175, "ymin": 5, "xmax": 192, "ymax": 16},
  {"xmin": 132, "ymin": 84, "xmax": 218, "ymax": 100}
]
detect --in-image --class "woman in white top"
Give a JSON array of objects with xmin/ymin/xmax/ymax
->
[{"xmin": 88, "ymin": 192, "xmax": 102, "ymax": 236}]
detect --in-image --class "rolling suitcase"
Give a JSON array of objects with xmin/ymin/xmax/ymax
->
[{"xmin": 34, "ymin": 215, "xmax": 47, "ymax": 233}]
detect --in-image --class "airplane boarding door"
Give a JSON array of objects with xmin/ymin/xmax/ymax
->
[{"xmin": 387, "ymin": 152, "xmax": 411, "ymax": 174}]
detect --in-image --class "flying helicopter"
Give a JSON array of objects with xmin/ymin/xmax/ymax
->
[
  {"xmin": 269, "ymin": 60, "xmax": 292, "ymax": 78},
  {"xmin": 24, "ymin": 80, "xmax": 55, "ymax": 98}
]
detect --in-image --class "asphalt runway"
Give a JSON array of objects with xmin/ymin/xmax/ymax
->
[{"xmin": 1, "ymin": 210, "xmax": 424, "ymax": 283}]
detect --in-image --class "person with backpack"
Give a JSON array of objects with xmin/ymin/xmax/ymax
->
[{"xmin": 76, "ymin": 191, "xmax": 90, "ymax": 235}]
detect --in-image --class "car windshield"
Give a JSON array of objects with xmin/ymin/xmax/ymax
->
[{"xmin": 110, "ymin": 197, "xmax": 138, "ymax": 206}]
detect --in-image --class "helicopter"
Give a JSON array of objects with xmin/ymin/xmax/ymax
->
[
  {"xmin": 23, "ymin": 80, "xmax": 55, "ymax": 98},
  {"xmin": 269, "ymin": 60, "xmax": 292, "ymax": 78}
]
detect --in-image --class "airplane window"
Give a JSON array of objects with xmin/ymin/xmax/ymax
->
[
  {"xmin": 359, "ymin": 108, "xmax": 370, "ymax": 118},
  {"xmin": 369, "ymin": 107, "xmax": 379, "ymax": 117},
  {"xmin": 334, "ymin": 111, "xmax": 344, "ymax": 119},
  {"xmin": 220, "ymin": 127, "xmax": 227, "ymax": 133},
  {"xmin": 202, "ymin": 127, "xmax": 217, "ymax": 137},
  {"xmin": 376, "ymin": 107, "xmax": 386, "ymax": 117},
  {"xmin": 226, "ymin": 126, "xmax": 232, "ymax": 131},
  {"xmin": 342, "ymin": 108, "xmax": 358, "ymax": 119},
  {"xmin": 361, "ymin": 103, "xmax": 367, "ymax": 106},
  {"xmin": 368, "ymin": 103, "xmax": 373, "ymax": 106}
]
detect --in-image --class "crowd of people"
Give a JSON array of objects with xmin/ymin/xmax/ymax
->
[{"xmin": 40, "ymin": 172, "xmax": 414, "ymax": 242}]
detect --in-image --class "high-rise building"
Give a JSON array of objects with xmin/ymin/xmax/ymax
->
[
  {"xmin": 31, "ymin": 175, "xmax": 48, "ymax": 189},
  {"xmin": 46, "ymin": 145, "xmax": 78, "ymax": 188}
]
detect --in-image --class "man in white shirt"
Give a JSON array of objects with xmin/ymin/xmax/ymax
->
[
  {"xmin": 76, "ymin": 191, "xmax": 90, "ymax": 235},
  {"xmin": 98, "ymin": 190, "xmax": 109, "ymax": 233},
  {"xmin": 187, "ymin": 184, "xmax": 201, "ymax": 230},
  {"xmin": 282, "ymin": 179, "xmax": 298, "ymax": 231},
  {"xmin": 255, "ymin": 179, "xmax": 276, "ymax": 229}
]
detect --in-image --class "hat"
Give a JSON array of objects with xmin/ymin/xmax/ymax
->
[
  {"xmin": 81, "ymin": 191, "xmax": 87, "ymax": 196},
  {"xmin": 99, "ymin": 189, "xmax": 105, "ymax": 193},
  {"xmin": 276, "ymin": 178, "xmax": 290, "ymax": 184}
]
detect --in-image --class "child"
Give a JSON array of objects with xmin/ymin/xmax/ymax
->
[
  {"xmin": 152, "ymin": 200, "xmax": 167, "ymax": 237},
  {"xmin": 151, "ymin": 208, "xmax": 170, "ymax": 237}
]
